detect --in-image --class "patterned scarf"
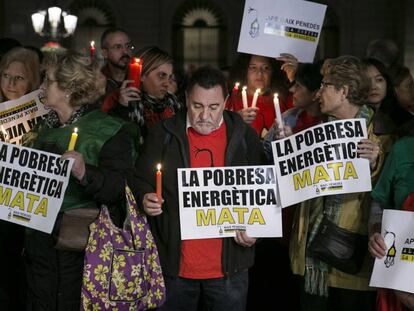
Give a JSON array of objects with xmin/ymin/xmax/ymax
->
[
  {"xmin": 44, "ymin": 105, "xmax": 89, "ymax": 129},
  {"xmin": 128, "ymin": 91, "xmax": 183, "ymax": 125},
  {"xmin": 303, "ymin": 105, "xmax": 374, "ymax": 297}
]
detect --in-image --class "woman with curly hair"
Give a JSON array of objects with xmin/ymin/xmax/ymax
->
[{"xmin": 22, "ymin": 51, "xmax": 137, "ymax": 310}]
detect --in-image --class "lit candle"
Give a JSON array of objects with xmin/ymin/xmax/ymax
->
[
  {"xmin": 67, "ymin": 127, "xmax": 78, "ymax": 151},
  {"xmin": 273, "ymin": 93, "xmax": 284, "ymax": 129},
  {"xmin": 156, "ymin": 163, "xmax": 162, "ymax": 202},
  {"xmin": 241, "ymin": 86, "xmax": 248, "ymax": 109},
  {"xmin": 232, "ymin": 82, "xmax": 240, "ymax": 97},
  {"xmin": 127, "ymin": 57, "xmax": 142, "ymax": 89},
  {"xmin": 251, "ymin": 88, "xmax": 260, "ymax": 108},
  {"xmin": 0, "ymin": 125, "xmax": 9, "ymax": 143},
  {"xmin": 89, "ymin": 41, "xmax": 95, "ymax": 59}
]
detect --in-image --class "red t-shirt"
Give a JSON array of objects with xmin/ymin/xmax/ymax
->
[
  {"xmin": 179, "ymin": 123, "xmax": 227, "ymax": 279},
  {"xmin": 226, "ymin": 93, "xmax": 292, "ymax": 136}
]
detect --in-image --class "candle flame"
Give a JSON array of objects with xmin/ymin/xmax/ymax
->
[
  {"xmin": 274, "ymin": 93, "xmax": 278, "ymax": 98},
  {"xmin": 133, "ymin": 57, "xmax": 140, "ymax": 64},
  {"xmin": 234, "ymin": 82, "xmax": 240, "ymax": 89},
  {"xmin": 242, "ymin": 86, "xmax": 247, "ymax": 91},
  {"xmin": 255, "ymin": 88, "xmax": 261, "ymax": 94},
  {"xmin": 90, "ymin": 41, "xmax": 95, "ymax": 48},
  {"xmin": 74, "ymin": 127, "xmax": 78, "ymax": 134},
  {"xmin": 157, "ymin": 163, "xmax": 161, "ymax": 171}
]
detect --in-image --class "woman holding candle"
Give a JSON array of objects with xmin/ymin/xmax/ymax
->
[
  {"xmin": 226, "ymin": 53, "xmax": 292, "ymax": 138},
  {"xmin": 0, "ymin": 46, "xmax": 41, "ymax": 310},
  {"xmin": 104, "ymin": 46, "xmax": 183, "ymax": 143},
  {"xmin": 21, "ymin": 51, "xmax": 137, "ymax": 310}
]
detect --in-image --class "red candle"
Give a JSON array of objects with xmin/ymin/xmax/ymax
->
[
  {"xmin": 89, "ymin": 41, "xmax": 95, "ymax": 59},
  {"xmin": 156, "ymin": 163, "xmax": 162, "ymax": 202},
  {"xmin": 127, "ymin": 57, "xmax": 142, "ymax": 88}
]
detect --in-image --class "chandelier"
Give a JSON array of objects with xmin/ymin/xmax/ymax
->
[{"xmin": 31, "ymin": 6, "xmax": 78, "ymax": 40}]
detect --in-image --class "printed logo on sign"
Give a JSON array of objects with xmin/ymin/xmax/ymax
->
[
  {"xmin": 248, "ymin": 7, "xmax": 259, "ymax": 38},
  {"xmin": 384, "ymin": 231, "xmax": 397, "ymax": 268},
  {"xmin": 401, "ymin": 238, "xmax": 414, "ymax": 263}
]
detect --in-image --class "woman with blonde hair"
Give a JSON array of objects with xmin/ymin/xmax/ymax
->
[
  {"xmin": 0, "ymin": 46, "xmax": 41, "ymax": 310},
  {"xmin": 102, "ymin": 46, "xmax": 182, "ymax": 143},
  {"xmin": 0, "ymin": 46, "xmax": 40, "ymax": 102},
  {"xmin": 22, "ymin": 50, "xmax": 137, "ymax": 310}
]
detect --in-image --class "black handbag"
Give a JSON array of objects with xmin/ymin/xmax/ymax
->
[{"xmin": 308, "ymin": 216, "xmax": 368, "ymax": 274}]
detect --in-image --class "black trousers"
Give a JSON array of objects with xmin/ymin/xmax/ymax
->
[
  {"xmin": 24, "ymin": 229, "xmax": 84, "ymax": 311},
  {"xmin": 0, "ymin": 220, "xmax": 26, "ymax": 311}
]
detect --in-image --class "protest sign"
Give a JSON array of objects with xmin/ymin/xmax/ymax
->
[
  {"xmin": 178, "ymin": 165, "xmax": 282, "ymax": 240},
  {"xmin": 237, "ymin": 0, "xmax": 327, "ymax": 62},
  {"xmin": 272, "ymin": 119, "xmax": 371, "ymax": 208},
  {"xmin": 0, "ymin": 141, "xmax": 73, "ymax": 233},
  {"xmin": 370, "ymin": 209, "xmax": 414, "ymax": 294},
  {"xmin": 0, "ymin": 90, "xmax": 48, "ymax": 145}
]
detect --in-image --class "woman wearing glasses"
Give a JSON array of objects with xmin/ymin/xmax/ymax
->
[
  {"xmin": 226, "ymin": 53, "xmax": 292, "ymax": 138},
  {"xmin": 0, "ymin": 46, "xmax": 41, "ymax": 310},
  {"xmin": 289, "ymin": 56, "xmax": 384, "ymax": 311},
  {"xmin": 102, "ymin": 46, "xmax": 183, "ymax": 144},
  {"xmin": 22, "ymin": 51, "xmax": 137, "ymax": 310}
]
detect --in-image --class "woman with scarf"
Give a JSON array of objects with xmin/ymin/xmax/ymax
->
[
  {"xmin": 22, "ymin": 51, "xmax": 137, "ymax": 310},
  {"xmin": 289, "ymin": 56, "xmax": 384, "ymax": 311},
  {"xmin": 102, "ymin": 46, "xmax": 182, "ymax": 144}
]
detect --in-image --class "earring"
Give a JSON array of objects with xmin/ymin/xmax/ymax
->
[{"xmin": 65, "ymin": 94, "xmax": 70, "ymax": 99}]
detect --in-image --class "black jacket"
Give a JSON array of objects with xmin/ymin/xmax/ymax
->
[{"xmin": 132, "ymin": 110, "xmax": 265, "ymax": 277}]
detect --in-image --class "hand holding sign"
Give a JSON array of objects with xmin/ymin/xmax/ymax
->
[
  {"xmin": 357, "ymin": 138, "xmax": 381, "ymax": 169},
  {"xmin": 61, "ymin": 151, "xmax": 86, "ymax": 181},
  {"xmin": 234, "ymin": 231, "xmax": 257, "ymax": 247},
  {"xmin": 368, "ymin": 232, "xmax": 387, "ymax": 259},
  {"xmin": 277, "ymin": 53, "xmax": 299, "ymax": 82}
]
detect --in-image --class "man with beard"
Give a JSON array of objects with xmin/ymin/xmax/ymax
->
[{"xmin": 100, "ymin": 27, "xmax": 133, "ymax": 94}]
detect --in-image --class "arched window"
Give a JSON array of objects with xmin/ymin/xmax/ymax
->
[
  {"xmin": 67, "ymin": 0, "xmax": 115, "ymax": 56},
  {"xmin": 173, "ymin": 1, "xmax": 226, "ymax": 72}
]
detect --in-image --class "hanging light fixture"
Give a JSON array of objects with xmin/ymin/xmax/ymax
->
[{"xmin": 31, "ymin": 6, "xmax": 78, "ymax": 40}]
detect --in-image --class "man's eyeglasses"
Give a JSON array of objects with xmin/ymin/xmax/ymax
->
[
  {"xmin": 104, "ymin": 43, "xmax": 134, "ymax": 52},
  {"xmin": 320, "ymin": 81, "xmax": 335, "ymax": 90}
]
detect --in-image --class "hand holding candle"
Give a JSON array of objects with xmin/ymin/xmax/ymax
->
[
  {"xmin": 241, "ymin": 86, "xmax": 248, "ymax": 109},
  {"xmin": 127, "ymin": 57, "xmax": 142, "ymax": 89},
  {"xmin": 89, "ymin": 41, "xmax": 95, "ymax": 59},
  {"xmin": 251, "ymin": 88, "xmax": 260, "ymax": 108},
  {"xmin": 67, "ymin": 127, "xmax": 78, "ymax": 151},
  {"xmin": 273, "ymin": 93, "xmax": 284, "ymax": 130},
  {"xmin": 156, "ymin": 163, "xmax": 162, "ymax": 202}
]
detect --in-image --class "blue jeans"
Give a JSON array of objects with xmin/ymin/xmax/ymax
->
[{"xmin": 158, "ymin": 271, "xmax": 248, "ymax": 311}]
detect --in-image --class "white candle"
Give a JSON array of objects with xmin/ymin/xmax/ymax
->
[
  {"xmin": 273, "ymin": 93, "xmax": 284, "ymax": 128},
  {"xmin": 241, "ymin": 86, "xmax": 248, "ymax": 109},
  {"xmin": 251, "ymin": 88, "xmax": 260, "ymax": 108}
]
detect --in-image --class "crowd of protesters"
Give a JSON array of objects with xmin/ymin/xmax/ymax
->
[{"xmin": 0, "ymin": 27, "xmax": 414, "ymax": 311}]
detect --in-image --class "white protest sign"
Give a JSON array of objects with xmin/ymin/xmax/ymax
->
[
  {"xmin": 0, "ymin": 141, "xmax": 73, "ymax": 233},
  {"xmin": 0, "ymin": 90, "xmax": 48, "ymax": 145},
  {"xmin": 272, "ymin": 119, "xmax": 371, "ymax": 208},
  {"xmin": 178, "ymin": 165, "xmax": 282, "ymax": 240},
  {"xmin": 237, "ymin": 0, "xmax": 327, "ymax": 62},
  {"xmin": 370, "ymin": 209, "xmax": 414, "ymax": 294}
]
